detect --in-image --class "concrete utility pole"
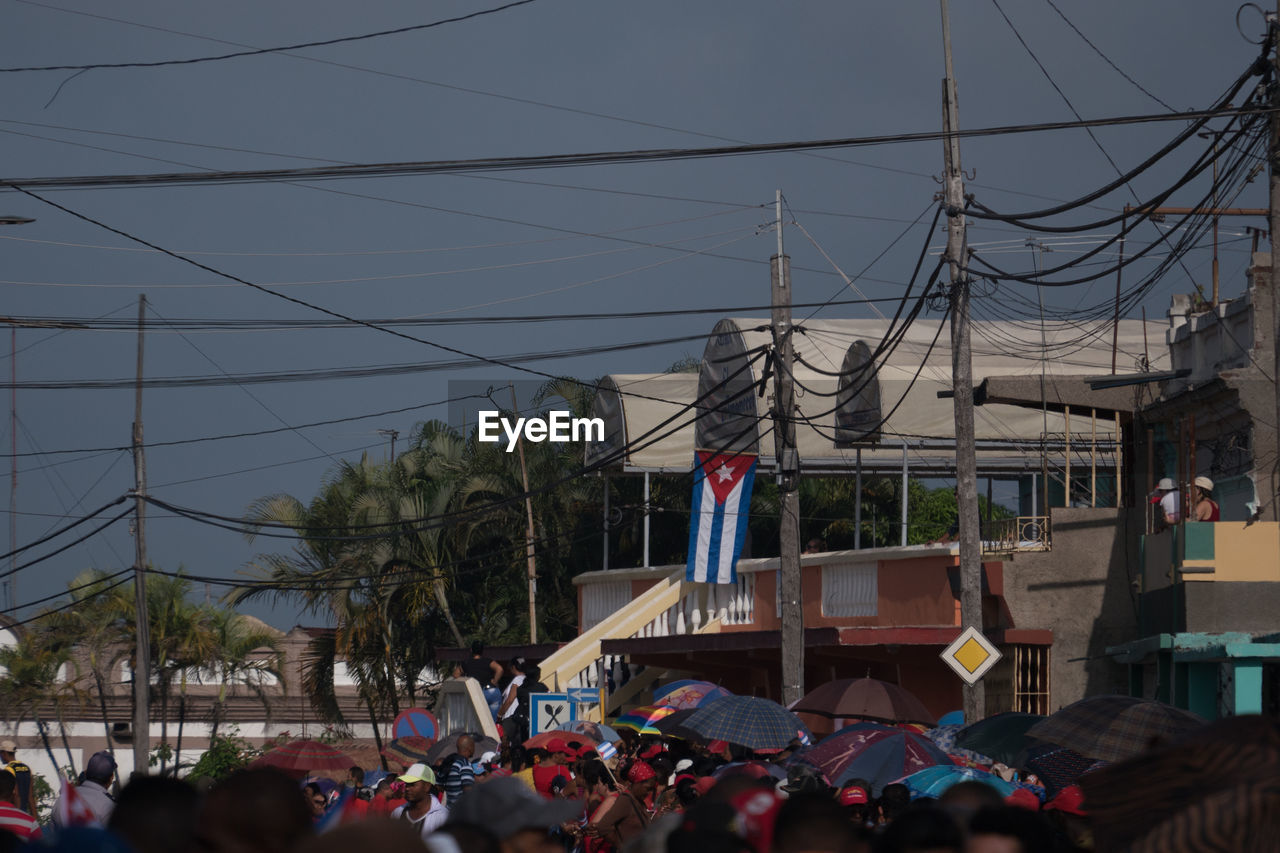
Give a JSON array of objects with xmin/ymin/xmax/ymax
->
[
  {"xmin": 131, "ymin": 294, "xmax": 152, "ymax": 774},
  {"xmin": 940, "ymin": 0, "xmax": 984, "ymax": 723},
  {"xmin": 772, "ymin": 190, "xmax": 805, "ymax": 707}
]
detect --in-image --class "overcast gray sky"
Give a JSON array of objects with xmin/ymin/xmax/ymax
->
[{"xmin": 0, "ymin": 0, "xmax": 1267, "ymax": 629}]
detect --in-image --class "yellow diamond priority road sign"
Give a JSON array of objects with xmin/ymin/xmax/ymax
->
[{"xmin": 940, "ymin": 626, "xmax": 1002, "ymax": 685}]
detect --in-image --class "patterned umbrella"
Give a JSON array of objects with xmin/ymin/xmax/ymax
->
[
  {"xmin": 424, "ymin": 732, "xmax": 499, "ymax": 765},
  {"xmin": 791, "ymin": 678, "xmax": 935, "ymax": 726},
  {"xmin": 380, "ymin": 735, "xmax": 435, "ymax": 768},
  {"xmin": 554, "ymin": 720, "xmax": 620, "ymax": 743},
  {"xmin": 253, "ymin": 740, "xmax": 353, "ymax": 772},
  {"xmin": 953, "ymin": 712, "xmax": 1043, "ymax": 766},
  {"xmin": 652, "ymin": 680, "xmax": 733, "ymax": 710},
  {"xmin": 1020, "ymin": 742, "xmax": 1107, "ymax": 799},
  {"xmin": 614, "ymin": 705, "xmax": 678, "ymax": 736},
  {"xmin": 900, "ymin": 765, "xmax": 1019, "ymax": 800},
  {"xmin": 524, "ymin": 730, "xmax": 598, "ymax": 750},
  {"xmin": 652, "ymin": 708, "xmax": 702, "ymax": 741},
  {"xmin": 924, "ymin": 724, "xmax": 994, "ymax": 766},
  {"xmin": 1026, "ymin": 695, "xmax": 1206, "ymax": 763},
  {"xmin": 683, "ymin": 696, "xmax": 812, "ymax": 751},
  {"xmin": 793, "ymin": 722, "xmax": 953, "ymax": 795}
]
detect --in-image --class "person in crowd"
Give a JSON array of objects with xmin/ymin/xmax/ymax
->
[
  {"xmin": 838, "ymin": 784, "xmax": 874, "ymax": 830},
  {"xmin": 0, "ymin": 741, "xmax": 33, "ymax": 818},
  {"xmin": 392, "ymin": 763, "xmax": 448, "ymax": 840},
  {"xmin": 0, "ymin": 768, "xmax": 39, "ymax": 841},
  {"xmin": 367, "ymin": 776, "xmax": 404, "ymax": 817},
  {"xmin": 586, "ymin": 761, "xmax": 657, "ymax": 850},
  {"xmin": 439, "ymin": 735, "xmax": 477, "ymax": 807},
  {"xmin": 938, "ymin": 780, "xmax": 1005, "ymax": 831},
  {"xmin": 533, "ymin": 739, "xmax": 576, "ymax": 798},
  {"xmin": 303, "ymin": 782, "xmax": 328, "ymax": 822},
  {"xmin": 1152, "ymin": 477, "xmax": 1180, "ymax": 526},
  {"xmin": 447, "ymin": 776, "xmax": 581, "ymax": 853},
  {"xmin": 1192, "ymin": 476, "xmax": 1220, "ymax": 521},
  {"xmin": 966, "ymin": 806, "xmax": 1057, "ymax": 853},
  {"xmin": 772, "ymin": 792, "xmax": 868, "ymax": 853},
  {"xmin": 107, "ymin": 776, "xmax": 198, "ymax": 853},
  {"xmin": 454, "ymin": 641, "xmax": 505, "ymax": 718},
  {"xmin": 195, "ymin": 767, "xmax": 313, "ymax": 853},
  {"xmin": 875, "ymin": 783, "xmax": 913, "ymax": 827},
  {"xmin": 54, "ymin": 750, "xmax": 117, "ymax": 826},
  {"xmin": 873, "ymin": 803, "xmax": 963, "ymax": 853},
  {"xmin": 497, "ymin": 658, "xmax": 529, "ymax": 724},
  {"xmin": 344, "ymin": 766, "xmax": 364, "ymax": 791}
]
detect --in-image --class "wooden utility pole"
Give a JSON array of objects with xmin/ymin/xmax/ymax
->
[
  {"xmin": 131, "ymin": 294, "xmax": 152, "ymax": 774},
  {"xmin": 940, "ymin": 0, "xmax": 984, "ymax": 723},
  {"xmin": 509, "ymin": 383, "xmax": 538, "ymax": 643},
  {"xmin": 772, "ymin": 190, "xmax": 805, "ymax": 707},
  {"xmin": 1271, "ymin": 5, "xmax": 1280, "ymax": 530}
]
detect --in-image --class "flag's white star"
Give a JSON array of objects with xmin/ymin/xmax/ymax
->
[{"xmin": 713, "ymin": 462, "xmax": 736, "ymax": 483}]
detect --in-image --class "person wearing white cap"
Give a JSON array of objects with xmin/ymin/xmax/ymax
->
[
  {"xmin": 1153, "ymin": 477, "xmax": 1181, "ymax": 527},
  {"xmin": 390, "ymin": 763, "xmax": 448, "ymax": 840},
  {"xmin": 0, "ymin": 740, "xmax": 33, "ymax": 817},
  {"xmin": 1192, "ymin": 476, "xmax": 1220, "ymax": 522}
]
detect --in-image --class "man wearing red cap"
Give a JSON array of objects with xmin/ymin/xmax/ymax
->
[
  {"xmin": 838, "ymin": 784, "xmax": 874, "ymax": 829},
  {"xmin": 587, "ymin": 761, "xmax": 656, "ymax": 850}
]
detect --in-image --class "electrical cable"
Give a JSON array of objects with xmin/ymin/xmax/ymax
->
[
  {"xmin": 0, "ymin": 495, "xmax": 128, "ymax": 562},
  {"xmin": 0, "ymin": 0, "xmax": 543, "ymax": 73},
  {"xmin": 0, "ymin": 507, "xmax": 132, "ymax": 580},
  {"xmin": 1, "ymin": 567, "xmax": 131, "ymax": 615},
  {"xmin": 2, "ymin": 105, "xmax": 1264, "ymax": 193}
]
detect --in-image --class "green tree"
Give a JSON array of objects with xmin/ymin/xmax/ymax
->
[{"xmin": 0, "ymin": 634, "xmax": 76, "ymax": 776}]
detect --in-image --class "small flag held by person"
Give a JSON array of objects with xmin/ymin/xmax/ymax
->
[
  {"xmin": 597, "ymin": 741, "xmax": 618, "ymax": 761},
  {"xmin": 55, "ymin": 778, "xmax": 98, "ymax": 828},
  {"xmin": 686, "ymin": 450, "xmax": 758, "ymax": 584}
]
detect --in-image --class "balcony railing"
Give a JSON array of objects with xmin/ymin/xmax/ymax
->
[{"xmin": 981, "ymin": 516, "xmax": 1052, "ymax": 555}]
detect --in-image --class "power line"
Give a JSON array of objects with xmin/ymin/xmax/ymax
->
[
  {"xmin": 1, "ymin": 105, "xmax": 1265, "ymax": 193},
  {"xmin": 0, "ymin": 0, "xmax": 543, "ymax": 73}
]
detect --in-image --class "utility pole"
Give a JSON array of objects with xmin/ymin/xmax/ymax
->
[
  {"xmin": 940, "ymin": 0, "xmax": 984, "ymax": 723},
  {"xmin": 131, "ymin": 294, "xmax": 152, "ymax": 775},
  {"xmin": 3, "ymin": 215, "xmax": 34, "ymax": 612},
  {"xmin": 1270, "ymin": 5, "xmax": 1280, "ymax": 531},
  {"xmin": 509, "ymin": 383, "xmax": 538, "ymax": 643},
  {"xmin": 772, "ymin": 190, "xmax": 804, "ymax": 707}
]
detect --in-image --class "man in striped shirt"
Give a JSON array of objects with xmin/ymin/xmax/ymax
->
[
  {"xmin": 440, "ymin": 735, "xmax": 476, "ymax": 806},
  {"xmin": 0, "ymin": 768, "xmax": 39, "ymax": 841}
]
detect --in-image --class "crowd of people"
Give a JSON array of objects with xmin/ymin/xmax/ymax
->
[{"xmin": 0, "ymin": 722, "xmax": 1095, "ymax": 853}]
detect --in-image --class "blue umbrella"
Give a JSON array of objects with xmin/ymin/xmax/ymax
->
[
  {"xmin": 938, "ymin": 710, "xmax": 966, "ymax": 727},
  {"xmin": 900, "ymin": 765, "xmax": 1018, "ymax": 800},
  {"xmin": 683, "ymin": 695, "xmax": 812, "ymax": 751}
]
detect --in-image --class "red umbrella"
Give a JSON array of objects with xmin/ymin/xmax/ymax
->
[
  {"xmin": 252, "ymin": 739, "xmax": 353, "ymax": 772},
  {"xmin": 791, "ymin": 678, "xmax": 935, "ymax": 726}
]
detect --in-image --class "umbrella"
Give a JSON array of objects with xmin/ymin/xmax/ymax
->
[
  {"xmin": 900, "ymin": 765, "xmax": 1018, "ymax": 800},
  {"xmin": 524, "ymin": 730, "xmax": 603, "ymax": 750},
  {"xmin": 790, "ymin": 678, "xmax": 935, "ymax": 726},
  {"xmin": 554, "ymin": 720, "xmax": 619, "ymax": 742},
  {"xmin": 937, "ymin": 710, "xmax": 966, "ymax": 727},
  {"xmin": 954, "ymin": 712, "xmax": 1044, "ymax": 766},
  {"xmin": 923, "ymin": 724, "xmax": 993, "ymax": 766},
  {"xmin": 1026, "ymin": 695, "xmax": 1206, "ymax": 763},
  {"xmin": 683, "ymin": 696, "xmax": 812, "ymax": 752},
  {"xmin": 253, "ymin": 740, "xmax": 353, "ymax": 772},
  {"xmin": 614, "ymin": 705, "xmax": 678, "ymax": 736},
  {"xmin": 1081, "ymin": 715, "xmax": 1280, "ymax": 852},
  {"xmin": 381, "ymin": 736, "xmax": 435, "ymax": 768},
  {"xmin": 713, "ymin": 760, "xmax": 787, "ymax": 781},
  {"xmin": 652, "ymin": 708, "xmax": 702, "ymax": 741},
  {"xmin": 652, "ymin": 680, "xmax": 733, "ymax": 710},
  {"xmin": 424, "ymin": 732, "xmax": 499, "ymax": 765},
  {"xmin": 1020, "ymin": 743, "xmax": 1107, "ymax": 799},
  {"xmin": 793, "ymin": 722, "xmax": 953, "ymax": 795}
]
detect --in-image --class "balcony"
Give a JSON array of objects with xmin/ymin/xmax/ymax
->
[{"xmin": 981, "ymin": 515, "xmax": 1052, "ymax": 556}]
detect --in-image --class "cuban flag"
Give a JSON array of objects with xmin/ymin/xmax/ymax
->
[{"xmin": 686, "ymin": 451, "xmax": 757, "ymax": 584}]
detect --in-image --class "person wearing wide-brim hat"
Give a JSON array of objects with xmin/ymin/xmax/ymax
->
[{"xmin": 1192, "ymin": 476, "xmax": 1220, "ymax": 522}]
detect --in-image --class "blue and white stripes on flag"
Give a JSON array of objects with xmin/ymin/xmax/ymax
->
[
  {"xmin": 597, "ymin": 741, "xmax": 618, "ymax": 761},
  {"xmin": 686, "ymin": 451, "xmax": 758, "ymax": 584}
]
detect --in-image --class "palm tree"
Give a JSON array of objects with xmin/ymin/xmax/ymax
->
[
  {"xmin": 202, "ymin": 608, "xmax": 284, "ymax": 744},
  {"xmin": 38, "ymin": 569, "xmax": 132, "ymax": 761},
  {"xmin": 0, "ymin": 634, "xmax": 76, "ymax": 777}
]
